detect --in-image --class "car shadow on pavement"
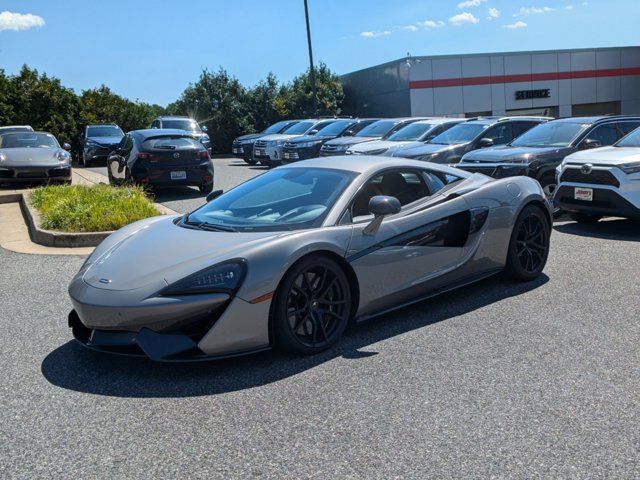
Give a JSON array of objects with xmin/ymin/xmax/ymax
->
[
  {"xmin": 41, "ymin": 273, "xmax": 548, "ymax": 398},
  {"xmin": 151, "ymin": 186, "xmax": 205, "ymax": 203},
  {"xmin": 554, "ymin": 219, "xmax": 640, "ymax": 242},
  {"xmin": 226, "ymin": 159, "xmax": 270, "ymax": 171}
]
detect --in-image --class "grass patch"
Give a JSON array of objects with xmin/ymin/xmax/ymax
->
[{"xmin": 30, "ymin": 184, "xmax": 160, "ymax": 232}]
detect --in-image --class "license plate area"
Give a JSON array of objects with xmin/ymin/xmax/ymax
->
[
  {"xmin": 170, "ymin": 171, "xmax": 187, "ymax": 180},
  {"xmin": 574, "ymin": 187, "xmax": 593, "ymax": 201}
]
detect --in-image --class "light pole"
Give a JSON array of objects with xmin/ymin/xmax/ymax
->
[{"xmin": 303, "ymin": 0, "xmax": 318, "ymax": 116}]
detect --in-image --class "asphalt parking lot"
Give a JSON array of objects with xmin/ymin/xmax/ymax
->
[{"xmin": 2, "ymin": 161, "xmax": 640, "ymax": 478}]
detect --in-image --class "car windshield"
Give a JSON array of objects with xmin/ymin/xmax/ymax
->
[
  {"xmin": 429, "ymin": 123, "xmax": 487, "ymax": 145},
  {"xmin": 264, "ymin": 121, "xmax": 295, "ymax": 134},
  {"xmin": 161, "ymin": 119, "xmax": 202, "ymax": 132},
  {"xmin": 356, "ymin": 120, "xmax": 397, "ymax": 137},
  {"xmin": 142, "ymin": 136, "xmax": 201, "ymax": 150},
  {"xmin": 87, "ymin": 126, "xmax": 123, "ymax": 137},
  {"xmin": 315, "ymin": 120, "xmax": 353, "ymax": 137},
  {"xmin": 187, "ymin": 167, "xmax": 356, "ymax": 232},
  {"xmin": 387, "ymin": 123, "xmax": 436, "ymax": 141},
  {"xmin": 282, "ymin": 121, "xmax": 315, "ymax": 134},
  {"xmin": 616, "ymin": 127, "xmax": 640, "ymax": 147},
  {"xmin": 0, "ymin": 133, "xmax": 60, "ymax": 149},
  {"xmin": 510, "ymin": 122, "xmax": 587, "ymax": 147}
]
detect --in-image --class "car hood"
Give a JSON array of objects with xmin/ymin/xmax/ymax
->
[
  {"xmin": 393, "ymin": 143, "xmax": 461, "ymax": 158},
  {"xmin": 235, "ymin": 133, "xmax": 264, "ymax": 143},
  {"xmin": 258, "ymin": 133, "xmax": 303, "ymax": 142},
  {"xmin": 564, "ymin": 146, "xmax": 640, "ymax": 165},
  {"xmin": 351, "ymin": 140, "xmax": 422, "ymax": 154},
  {"xmin": 324, "ymin": 136, "xmax": 381, "ymax": 147},
  {"xmin": 0, "ymin": 147, "xmax": 64, "ymax": 166},
  {"xmin": 83, "ymin": 216, "xmax": 286, "ymax": 291},
  {"xmin": 88, "ymin": 135, "xmax": 123, "ymax": 145},
  {"xmin": 287, "ymin": 135, "xmax": 328, "ymax": 144},
  {"xmin": 462, "ymin": 145, "xmax": 572, "ymax": 163}
]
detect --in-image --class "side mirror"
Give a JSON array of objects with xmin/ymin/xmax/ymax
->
[
  {"xmin": 477, "ymin": 137, "xmax": 494, "ymax": 148},
  {"xmin": 309, "ymin": 129, "xmax": 318, "ymax": 135},
  {"xmin": 201, "ymin": 125, "xmax": 208, "ymax": 132},
  {"xmin": 363, "ymin": 195, "xmax": 401, "ymax": 236},
  {"xmin": 343, "ymin": 129, "xmax": 356, "ymax": 137},
  {"xmin": 206, "ymin": 189, "xmax": 224, "ymax": 202},
  {"xmin": 63, "ymin": 143, "xmax": 71, "ymax": 151},
  {"xmin": 581, "ymin": 138, "xmax": 601, "ymax": 150}
]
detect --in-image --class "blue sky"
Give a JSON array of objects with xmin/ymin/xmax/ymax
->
[{"xmin": 0, "ymin": 0, "xmax": 638, "ymax": 106}]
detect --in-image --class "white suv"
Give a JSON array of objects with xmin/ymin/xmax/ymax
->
[{"xmin": 554, "ymin": 127, "xmax": 640, "ymax": 222}]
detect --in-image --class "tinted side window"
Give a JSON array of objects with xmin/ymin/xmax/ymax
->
[
  {"xmin": 351, "ymin": 169, "xmax": 430, "ymax": 218},
  {"xmin": 586, "ymin": 123, "xmax": 619, "ymax": 146},
  {"xmin": 617, "ymin": 121, "xmax": 640, "ymax": 137},
  {"xmin": 512, "ymin": 121, "xmax": 540, "ymax": 138},
  {"xmin": 484, "ymin": 123, "xmax": 512, "ymax": 144}
]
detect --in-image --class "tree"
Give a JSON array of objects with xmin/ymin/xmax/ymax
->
[
  {"xmin": 246, "ymin": 73, "xmax": 288, "ymax": 132},
  {"xmin": 280, "ymin": 62, "xmax": 344, "ymax": 118},
  {"xmin": 167, "ymin": 68, "xmax": 253, "ymax": 153}
]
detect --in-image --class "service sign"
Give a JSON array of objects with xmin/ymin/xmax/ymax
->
[{"xmin": 515, "ymin": 89, "xmax": 551, "ymax": 100}]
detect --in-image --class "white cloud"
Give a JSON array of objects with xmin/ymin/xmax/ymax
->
[
  {"xmin": 0, "ymin": 11, "xmax": 45, "ymax": 32},
  {"xmin": 514, "ymin": 6, "xmax": 555, "ymax": 16},
  {"xmin": 487, "ymin": 8, "xmax": 500, "ymax": 20},
  {"xmin": 360, "ymin": 30, "xmax": 392, "ymax": 38},
  {"xmin": 457, "ymin": 0, "xmax": 487, "ymax": 8},
  {"xmin": 565, "ymin": 4, "xmax": 575, "ymax": 9},
  {"xmin": 417, "ymin": 19, "xmax": 446, "ymax": 29},
  {"xmin": 505, "ymin": 21, "xmax": 528, "ymax": 29},
  {"xmin": 449, "ymin": 12, "xmax": 480, "ymax": 26},
  {"xmin": 403, "ymin": 24, "xmax": 419, "ymax": 31}
]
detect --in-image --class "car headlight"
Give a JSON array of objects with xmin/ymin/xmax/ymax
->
[
  {"xmin": 0, "ymin": 153, "xmax": 6, "ymax": 162},
  {"xmin": 362, "ymin": 148, "xmax": 387, "ymax": 155},
  {"xmin": 619, "ymin": 161, "xmax": 640, "ymax": 175},
  {"xmin": 275, "ymin": 140, "xmax": 285, "ymax": 146},
  {"xmin": 56, "ymin": 151, "xmax": 71, "ymax": 162},
  {"xmin": 85, "ymin": 140, "xmax": 99, "ymax": 147},
  {"xmin": 162, "ymin": 260, "xmax": 246, "ymax": 295},
  {"xmin": 298, "ymin": 141, "xmax": 321, "ymax": 148}
]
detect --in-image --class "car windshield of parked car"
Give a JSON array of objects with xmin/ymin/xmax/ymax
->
[
  {"xmin": 386, "ymin": 122, "xmax": 437, "ymax": 142},
  {"xmin": 263, "ymin": 121, "xmax": 294, "ymax": 134},
  {"xmin": 87, "ymin": 126, "xmax": 123, "ymax": 137},
  {"xmin": 162, "ymin": 119, "xmax": 202, "ymax": 133},
  {"xmin": 142, "ymin": 136, "xmax": 202, "ymax": 150},
  {"xmin": 356, "ymin": 120, "xmax": 397, "ymax": 138},
  {"xmin": 510, "ymin": 122, "xmax": 587, "ymax": 148},
  {"xmin": 615, "ymin": 127, "xmax": 640, "ymax": 147},
  {"xmin": 282, "ymin": 121, "xmax": 314, "ymax": 135},
  {"xmin": 0, "ymin": 133, "xmax": 59, "ymax": 149},
  {"xmin": 188, "ymin": 168, "xmax": 356, "ymax": 231},
  {"xmin": 429, "ymin": 123, "xmax": 488, "ymax": 145},
  {"xmin": 315, "ymin": 120, "xmax": 353, "ymax": 137}
]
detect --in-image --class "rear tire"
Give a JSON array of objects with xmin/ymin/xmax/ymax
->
[
  {"xmin": 568, "ymin": 212, "xmax": 602, "ymax": 224},
  {"xmin": 272, "ymin": 255, "xmax": 352, "ymax": 355},
  {"xmin": 504, "ymin": 204, "xmax": 551, "ymax": 282},
  {"xmin": 199, "ymin": 182, "xmax": 214, "ymax": 194},
  {"xmin": 244, "ymin": 158, "xmax": 257, "ymax": 165}
]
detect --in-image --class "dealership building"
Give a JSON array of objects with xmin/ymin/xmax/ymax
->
[{"xmin": 340, "ymin": 46, "xmax": 640, "ymax": 118}]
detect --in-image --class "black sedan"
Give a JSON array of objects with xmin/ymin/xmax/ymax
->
[
  {"xmin": 232, "ymin": 120, "xmax": 299, "ymax": 165},
  {"xmin": 107, "ymin": 129, "xmax": 214, "ymax": 193},
  {"xmin": 78, "ymin": 124, "xmax": 124, "ymax": 167},
  {"xmin": 281, "ymin": 119, "xmax": 377, "ymax": 162},
  {"xmin": 0, "ymin": 131, "xmax": 72, "ymax": 186}
]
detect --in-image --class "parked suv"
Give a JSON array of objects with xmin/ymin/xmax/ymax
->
[
  {"xmin": 346, "ymin": 118, "xmax": 465, "ymax": 156},
  {"xmin": 151, "ymin": 116, "xmax": 212, "ymax": 153},
  {"xmin": 455, "ymin": 116, "xmax": 640, "ymax": 205},
  {"xmin": 319, "ymin": 118, "xmax": 420, "ymax": 156},
  {"xmin": 253, "ymin": 119, "xmax": 337, "ymax": 166},
  {"xmin": 281, "ymin": 118, "xmax": 377, "ymax": 162},
  {"xmin": 392, "ymin": 116, "xmax": 550, "ymax": 164},
  {"xmin": 78, "ymin": 124, "xmax": 124, "ymax": 167},
  {"xmin": 232, "ymin": 120, "xmax": 299, "ymax": 165},
  {"xmin": 554, "ymin": 125, "xmax": 640, "ymax": 222}
]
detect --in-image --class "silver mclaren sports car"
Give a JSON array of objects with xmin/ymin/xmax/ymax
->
[{"xmin": 68, "ymin": 156, "xmax": 552, "ymax": 361}]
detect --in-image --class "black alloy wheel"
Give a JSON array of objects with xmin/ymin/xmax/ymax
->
[
  {"xmin": 504, "ymin": 205, "xmax": 550, "ymax": 281},
  {"xmin": 273, "ymin": 256, "xmax": 352, "ymax": 354}
]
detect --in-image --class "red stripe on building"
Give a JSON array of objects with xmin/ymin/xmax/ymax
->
[{"xmin": 409, "ymin": 67, "xmax": 640, "ymax": 89}]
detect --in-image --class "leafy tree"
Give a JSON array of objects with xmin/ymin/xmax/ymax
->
[
  {"xmin": 246, "ymin": 73, "xmax": 288, "ymax": 132},
  {"xmin": 280, "ymin": 62, "xmax": 344, "ymax": 118},
  {"xmin": 0, "ymin": 70, "xmax": 16, "ymax": 125},
  {"xmin": 167, "ymin": 68, "xmax": 253, "ymax": 153}
]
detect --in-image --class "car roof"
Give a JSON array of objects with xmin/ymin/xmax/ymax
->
[
  {"xmin": 131, "ymin": 128, "xmax": 193, "ymax": 138},
  {"xmin": 282, "ymin": 155, "xmax": 472, "ymax": 177},
  {"xmin": 87, "ymin": 123, "xmax": 120, "ymax": 126},
  {"xmin": 411, "ymin": 117, "xmax": 466, "ymax": 125},
  {"xmin": 551, "ymin": 115, "xmax": 640, "ymax": 124},
  {"xmin": 157, "ymin": 116, "xmax": 197, "ymax": 121}
]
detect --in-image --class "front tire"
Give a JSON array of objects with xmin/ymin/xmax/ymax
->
[
  {"xmin": 272, "ymin": 256, "xmax": 352, "ymax": 355},
  {"xmin": 504, "ymin": 205, "xmax": 551, "ymax": 282},
  {"xmin": 568, "ymin": 212, "xmax": 602, "ymax": 224}
]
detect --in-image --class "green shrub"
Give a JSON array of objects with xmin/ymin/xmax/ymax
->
[{"xmin": 30, "ymin": 184, "xmax": 160, "ymax": 232}]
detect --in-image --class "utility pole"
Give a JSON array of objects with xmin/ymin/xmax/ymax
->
[{"xmin": 303, "ymin": 0, "xmax": 318, "ymax": 116}]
